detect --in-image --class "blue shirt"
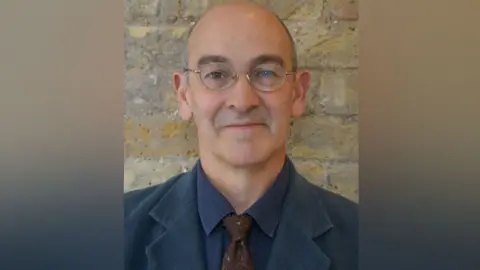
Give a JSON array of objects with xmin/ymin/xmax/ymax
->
[{"xmin": 196, "ymin": 158, "xmax": 292, "ymax": 270}]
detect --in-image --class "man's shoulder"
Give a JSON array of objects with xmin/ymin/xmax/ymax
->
[
  {"xmin": 296, "ymin": 174, "xmax": 358, "ymax": 265},
  {"xmin": 314, "ymin": 182, "xmax": 358, "ymax": 220},
  {"xmin": 297, "ymin": 174, "xmax": 358, "ymax": 229},
  {"xmin": 124, "ymin": 172, "xmax": 185, "ymax": 219}
]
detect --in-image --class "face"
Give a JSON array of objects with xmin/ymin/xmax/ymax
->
[{"xmin": 173, "ymin": 6, "xmax": 310, "ymax": 167}]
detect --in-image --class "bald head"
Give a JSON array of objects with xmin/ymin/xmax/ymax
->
[
  {"xmin": 172, "ymin": 1, "xmax": 311, "ymax": 170},
  {"xmin": 184, "ymin": 1, "xmax": 297, "ymax": 71}
]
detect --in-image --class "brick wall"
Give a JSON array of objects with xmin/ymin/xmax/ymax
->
[{"xmin": 124, "ymin": 0, "xmax": 359, "ymax": 202}]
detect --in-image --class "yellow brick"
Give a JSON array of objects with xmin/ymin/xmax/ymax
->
[{"xmin": 127, "ymin": 26, "xmax": 157, "ymax": 38}]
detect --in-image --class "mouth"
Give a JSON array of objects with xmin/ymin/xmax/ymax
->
[{"xmin": 224, "ymin": 123, "xmax": 266, "ymax": 129}]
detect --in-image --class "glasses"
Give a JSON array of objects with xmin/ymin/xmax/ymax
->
[{"xmin": 183, "ymin": 62, "xmax": 295, "ymax": 92}]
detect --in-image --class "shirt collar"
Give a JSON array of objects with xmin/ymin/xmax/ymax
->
[
  {"xmin": 196, "ymin": 157, "xmax": 292, "ymax": 238},
  {"xmin": 196, "ymin": 161, "xmax": 235, "ymax": 235}
]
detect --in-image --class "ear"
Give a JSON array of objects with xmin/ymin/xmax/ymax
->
[
  {"xmin": 291, "ymin": 69, "xmax": 311, "ymax": 118},
  {"xmin": 173, "ymin": 71, "xmax": 193, "ymax": 121}
]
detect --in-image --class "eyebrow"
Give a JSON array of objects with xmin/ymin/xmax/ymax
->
[
  {"xmin": 196, "ymin": 54, "xmax": 285, "ymax": 68},
  {"xmin": 250, "ymin": 54, "xmax": 285, "ymax": 68},
  {"xmin": 197, "ymin": 55, "xmax": 230, "ymax": 66}
]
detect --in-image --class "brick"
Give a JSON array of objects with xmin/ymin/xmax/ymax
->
[
  {"xmin": 124, "ymin": 157, "xmax": 197, "ymax": 192},
  {"xmin": 307, "ymin": 70, "xmax": 358, "ymax": 116},
  {"xmin": 124, "ymin": 169, "xmax": 137, "ymax": 192},
  {"xmin": 267, "ymin": 0, "xmax": 324, "ymax": 20},
  {"xmin": 181, "ymin": 0, "xmax": 208, "ymax": 22},
  {"xmin": 124, "ymin": 26, "xmax": 188, "ymax": 71},
  {"xmin": 331, "ymin": 0, "xmax": 359, "ymax": 20},
  {"xmin": 183, "ymin": 0, "xmax": 325, "ymax": 21},
  {"xmin": 292, "ymin": 159, "xmax": 327, "ymax": 187},
  {"xmin": 124, "ymin": 116, "xmax": 199, "ymax": 159},
  {"xmin": 293, "ymin": 159, "xmax": 356, "ymax": 201},
  {"xmin": 124, "ymin": 0, "xmax": 181, "ymax": 25},
  {"xmin": 286, "ymin": 21, "xmax": 358, "ymax": 68},
  {"xmin": 181, "ymin": 0, "xmax": 285, "ymax": 27},
  {"xmin": 124, "ymin": 26, "xmax": 188, "ymax": 117},
  {"xmin": 287, "ymin": 115, "xmax": 358, "ymax": 161},
  {"xmin": 325, "ymin": 163, "xmax": 358, "ymax": 202},
  {"xmin": 207, "ymin": 0, "xmax": 269, "ymax": 8},
  {"xmin": 124, "ymin": 66, "xmax": 179, "ymax": 117},
  {"xmin": 186, "ymin": 0, "xmax": 324, "ymax": 21}
]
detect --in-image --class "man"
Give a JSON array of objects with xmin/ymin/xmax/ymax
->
[{"xmin": 125, "ymin": 1, "xmax": 358, "ymax": 270}]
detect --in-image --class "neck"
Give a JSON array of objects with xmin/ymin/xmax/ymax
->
[{"xmin": 200, "ymin": 150, "xmax": 286, "ymax": 214}]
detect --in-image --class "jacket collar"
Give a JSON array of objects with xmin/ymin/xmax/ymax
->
[
  {"xmin": 145, "ymin": 160, "xmax": 333, "ymax": 270},
  {"xmin": 146, "ymin": 165, "xmax": 205, "ymax": 270}
]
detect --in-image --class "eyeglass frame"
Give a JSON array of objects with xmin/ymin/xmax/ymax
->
[{"xmin": 182, "ymin": 63, "xmax": 296, "ymax": 92}]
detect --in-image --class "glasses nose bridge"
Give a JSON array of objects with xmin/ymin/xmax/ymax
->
[
  {"xmin": 231, "ymin": 70, "xmax": 253, "ymax": 86},
  {"xmin": 245, "ymin": 73, "xmax": 252, "ymax": 83}
]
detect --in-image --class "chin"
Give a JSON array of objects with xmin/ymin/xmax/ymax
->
[
  {"xmin": 218, "ymin": 144, "xmax": 273, "ymax": 168},
  {"xmin": 221, "ymin": 155, "xmax": 268, "ymax": 168}
]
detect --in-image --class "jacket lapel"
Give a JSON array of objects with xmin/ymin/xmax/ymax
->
[
  {"xmin": 145, "ymin": 167, "xmax": 207, "ymax": 270},
  {"xmin": 266, "ymin": 170, "xmax": 334, "ymax": 270}
]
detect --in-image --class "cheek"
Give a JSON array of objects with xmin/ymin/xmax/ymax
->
[
  {"xmin": 191, "ymin": 90, "xmax": 224, "ymax": 123},
  {"xmin": 261, "ymin": 91, "xmax": 294, "ymax": 125}
]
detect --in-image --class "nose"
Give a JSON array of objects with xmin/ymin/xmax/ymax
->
[{"xmin": 225, "ymin": 74, "xmax": 261, "ymax": 113}]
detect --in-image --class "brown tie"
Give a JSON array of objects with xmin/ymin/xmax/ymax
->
[{"xmin": 221, "ymin": 214, "xmax": 254, "ymax": 270}]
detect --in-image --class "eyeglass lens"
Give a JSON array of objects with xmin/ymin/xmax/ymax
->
[{"xmin": 198, "ymin": 62, "xmax": 287, "ymax": 91}]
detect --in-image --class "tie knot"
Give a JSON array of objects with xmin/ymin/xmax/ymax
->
[{"xmin": 223, "ymin": 214, "xmax": 252, "ymax": 242}]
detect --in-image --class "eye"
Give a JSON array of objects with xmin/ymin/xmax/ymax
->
[
  {"xmin": 254, "ymin": 69, "xmax": 278, "ymax": 78},
  {"xmin": 204, "ymin": 71, "xmax": 226, "ymax": 80}
]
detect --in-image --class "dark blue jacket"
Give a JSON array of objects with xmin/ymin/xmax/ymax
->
[{"xmin": 124, "ymin": 162, "xmax": 358, "ymax": 270}]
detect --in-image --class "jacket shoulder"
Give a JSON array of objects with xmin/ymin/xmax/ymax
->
[
  {"xmin": 297, "ymin": 174, "xmax": 358, "ymax": 223},
  {"xmin": 305, "ymin": 178, "xmax": 358, "ymax": 230},
  {"xmin": 301, "ymin": 178, "xmax": 358, "ymax": 268},
  {"xmin": 316, "ymin": 186, "xmax": 358, "ymax": 230},
  {"xmin": 124, "ymin": 173, "xmax": 184, "ymax": 219}
]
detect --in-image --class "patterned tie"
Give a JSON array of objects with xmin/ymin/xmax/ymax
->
[{"xmin": 221, "ymin": 214, "xmax": 254, "ymax": 270}]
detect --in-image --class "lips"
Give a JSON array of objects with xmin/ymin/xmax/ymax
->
[{"xmin": 224, "ymin": 123, "xmax": 265, "ymax": 128}]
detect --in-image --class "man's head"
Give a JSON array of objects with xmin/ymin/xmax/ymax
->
[{"xmin": 173, "ymin": 1, "xmax": 310, "ymax": 168}]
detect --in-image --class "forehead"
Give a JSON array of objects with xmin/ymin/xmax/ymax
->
[{"xmin": 187, "ymin": 8, "xmax": 292, "ymax": 68}]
